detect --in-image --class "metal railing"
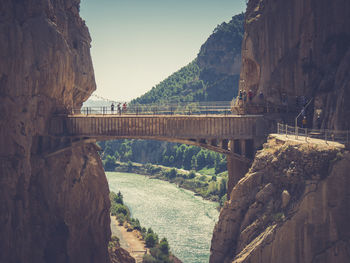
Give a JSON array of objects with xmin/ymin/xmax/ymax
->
[
  {"xmin": 277, "ymin": 123, "xmax": 349, "ymax": 144},
  {"xmin": 73, "ymin": 101, "xmax": 233, "ymax": 116}
]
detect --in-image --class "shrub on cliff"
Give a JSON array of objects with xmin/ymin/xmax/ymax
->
[
  {"xmin": 145, "ymin": 232, "xmax": 159, "ymax": 248},
  {"xmin": 110, "ymin": 191, "xmax": 124, "ymax": 205},
  {"xmin": 158, "ymin": 238, "xmax": 170, "ymax": 255},
  {"xmin": 130, "ymin": 218, "xmax": 142, "ymax": 231},
  {"xmin": 188, "ymin": 170, "xmax": 196, "ymax": 179},
  {"xmin": 116, "ymin": 213, "xmax": 126, "ymax": 225},
  {"xmin": 164, "ymin": 168, "xmax": 177, "ymax": 179}
]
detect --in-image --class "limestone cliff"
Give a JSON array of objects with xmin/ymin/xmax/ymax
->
[
  {"xmin": 240, "ymin": 0, "xmax": 350, "ymax": 129},
  {"xmin": 210, "ymin": 137, "xmax": 350, "ymax": 263},
  {"xmin": 0, "ymin": 1, "xmax": 111, "ymax": 262}
]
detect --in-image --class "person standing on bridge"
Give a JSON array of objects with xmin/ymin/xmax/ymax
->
[
  {"xmin": 248, "ymin": 89, "xmax": 253, "ymax": 102},
  {"xmin": 123, "ymin": 102, "xmax": 127, "ymax": 114},
  {"xmin": 117, "ymin": 103, "xmax": 121, "ymax": 115},
  {"xmin": 238, "ymin": 90, "xmax": 243, "ymax": 106},
  {"xmin": 111, "ymin": 103, "xmax": 114, "ymax": 114},
  {"xmin": 259, "ymin": 91, "xmax": 264, "ymax": 101},
  {"xmin": 302, "ymin": 116, "xmax": 307, "ymax": 128}
]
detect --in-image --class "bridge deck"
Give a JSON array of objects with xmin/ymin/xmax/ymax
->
[{"xmin": 50, "ymin": 114, "xmax": 261, "ymax": 141}]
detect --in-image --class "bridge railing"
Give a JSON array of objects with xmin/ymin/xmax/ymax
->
[
  {"xmin": 277, "ymin": 123, "xmax": 349, "ymax": 144},
  {"xmin": 74, "ymin": 101, "xmax": 233, "ymax": 116}
]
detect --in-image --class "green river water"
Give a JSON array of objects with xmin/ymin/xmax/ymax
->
[{"xmin": 106, "ymin": 172, "xmax": 219, "ymax": 263}]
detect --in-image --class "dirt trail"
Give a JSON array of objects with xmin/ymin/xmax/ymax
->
[{"xmin": 110, "ymin": 216, "xmax": 147, "ymax": 263}]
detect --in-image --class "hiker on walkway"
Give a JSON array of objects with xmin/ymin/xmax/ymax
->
[
  {"xmin": 248, "ymin": 89, "xmax": 253, "ymax": 102},
  {"xmin": 243, "ymin": 90, "xmax": 247, "ymax": 103},
  {"xmin": 122, "ymin": 102, "xmax": 127, "ymax": 114},
  {"xmin": 111, "ymin": 103, "xmax": 114, "ymax": 114},
  {"xmin": 238, "ymin": 90, "xmax": 243, "ymax": 106},
  {"xmin": 316, "ymin": 115, "xmax": 322, "ymax": 129},
  {"xmin": 259, "ymin": 91, "xmax": 264, "ymax": 101},
  {"xmin": 117, "ymin": 103, "xmax": 121, "ymax": 115},
  {"xmin": 302, "ymin": 116, "xmax": 307, "ymax": 128}
]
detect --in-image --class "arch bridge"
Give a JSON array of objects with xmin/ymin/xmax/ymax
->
[{"xmin": 44, "ymin": 114, "xmax": 265, "ymax": 162}]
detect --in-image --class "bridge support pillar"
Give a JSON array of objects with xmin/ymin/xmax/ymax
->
[{"xmin": 226, "ymin": 154, "xmax": 250, "ymax": 200}]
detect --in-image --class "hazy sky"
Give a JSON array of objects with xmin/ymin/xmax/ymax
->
[{"xmin": 80, "ymin": 0, "xmax": 246, "ymax": 102}]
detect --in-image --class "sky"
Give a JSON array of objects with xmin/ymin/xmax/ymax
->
[{"xmin": 80, "ymin": 0, "xmax": 246, "ymax": 102}]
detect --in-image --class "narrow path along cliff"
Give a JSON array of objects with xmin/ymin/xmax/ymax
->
[{"xmin": 110, "ymin": 216, "xmax": 147, "ymax": 263}]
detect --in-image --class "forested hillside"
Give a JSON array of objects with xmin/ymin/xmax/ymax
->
[{"xmin": 131, "ymin": 13, "xmax": 244, "ymax": 104}]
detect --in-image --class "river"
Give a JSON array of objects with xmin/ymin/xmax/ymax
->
[{"xmin": 106, "ymin": 172, "xmax": 219, "ymax": 263}]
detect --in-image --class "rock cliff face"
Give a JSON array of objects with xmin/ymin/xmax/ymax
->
[
  {"xmin": 239, "ymin": 0, "xmax": 350, "ymax": 129},
  {"xmin": 210, "ymin": 137, "xmax": 350, "ymax": 263},
  {"xmin": 0, "ymin": 1, "xmax": 111, "ymax": 262},
  {"xmin": 197, "ymin": 13, "xmax": 244, "ymax": 78},
  {"xmin": 211, "ymin": 2, "xmax": 350, "ymax": 261}
]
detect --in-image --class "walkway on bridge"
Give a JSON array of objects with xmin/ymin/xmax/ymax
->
[
  {"xmin": 276, "ymin": 123, "xmax": 349, "ymax": 149},
  {"xmin": 45, "ymin": 102, "xmax": 268, "ymax": 161}
]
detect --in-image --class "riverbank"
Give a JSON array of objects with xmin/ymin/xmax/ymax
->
[
  {"xmin": 109, "ymin": 190, "xmax": 184, "ymax": 263},
  {"xmin": 110, "ymin": 161, "xmax": 227, "ymax": 205},
  {"xmin": 110, "ymin": 216, "xmax": 147, "ymax": 263},
  {"xmin": 107, "ymin": 172, "xmax": 218, "ymax": 262}
]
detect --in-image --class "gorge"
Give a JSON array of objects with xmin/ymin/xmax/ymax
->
[{"xmin": 1, "ymin": 0, "xmax": 350, "ymax": 263}]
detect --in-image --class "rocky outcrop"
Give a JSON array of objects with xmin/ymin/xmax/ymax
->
[
  {"xmin": 109, "ymin": 243, "xmax": 135, "ymax": 263},
  {"xmin": 197, "ymin": 13, "xmax": 244, "ymax": 100},
  {"xmin": 210, "ymin": 137, "xmax": 350, "ymax": 263},
  {"xmin": 198, "ymin": 13, "xmax": 244, "ymax": 77},
  {"xmin": 239, "ymin": 0, "xmax": 350, "ymax": 129},
  {"xmin": 0, "ymin": 1, "xmax": 111, "ymax": 262}
]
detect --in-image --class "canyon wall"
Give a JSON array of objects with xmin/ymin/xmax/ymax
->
[
  {"xmin": 240, "ymin": 0, "xmax": 350, "ymax": 129},
  {"xmin": 211, "ymin": 137, "xmax": 350, "ymax": 263},
  {"xmin": 211, "ymin": 0, "xmax": 350, "ymax": 262},
  {"xmin": 0, "ymin": 1, "xmax": 111, "ymax": 262}
]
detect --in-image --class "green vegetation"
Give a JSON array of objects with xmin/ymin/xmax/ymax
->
[
  {"xmin": 101, "ymin": 140, "xmax": 228, "ymax": 205},
  {"xmin": 131, "ymin": 13, "xmax": 244, "ymax": 105},
  {"xmin": 112, "ymin": 161, "xmax": 228, "ymax": 205},
  {"xmin": 100, "ymin": 140, "xmax": 227, "ymax": 174},
  {"xmin": 100, "ymin": 139, "xmax": 228, "ymax": 202},
  {"xmin": 109, "ymin": 191, "xmax": 176, "ymax": 263}
]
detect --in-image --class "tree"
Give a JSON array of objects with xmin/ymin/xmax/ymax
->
[
  {"xmin": 215, "ymin": 157, "xmax": 227, "ymax": 174},
  {"xmin": 196, "ymin": 150, "xmax": 207, "ymax": 170},
  {"xmin": 188, "ymin": 170, "xmax": 196, "ymax": 179},
  {"xmin": 110, "ymin": 191, "xmax": 123, "ymax": 205},
  {"xmin": 145, "ymin": 233, "xmax": 158, "ymax": 248},
  {"xmin": 191, "ymin": 156, "xmax": 198, "ymax": 170},
  {"xmin": 158, "ymin": 238, "xmax": 170, "ymax": 255},
  {"xmin": 219, "ymin": 178, "xmax": 227, "ymax": 197},
  {"xmin": 183, "ymin": 146, "xmax": 200, "ymax": 170},
  {"xmin": 111, "ymin": 203, "xmax": 128, "ymax": 216},
  {"xmin": 166, "ymin": 168, "xmax": 177, "ymax": 179},
  {"xmin": 104, "ymin": 146, "xmax": 114, "ymax": 157},
  {"xmin": 104, "ymin": 155, "xmax": 116, "ymax": 171}
]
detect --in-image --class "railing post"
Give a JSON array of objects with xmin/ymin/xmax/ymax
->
[
  {"xmin": 295, "ymin": 119, "xmax": 298, "ymax": 139},
  {"xmin": 325, "ymin": 129, "xmax": 327, "ymax": 143},
  {"xmin": 305, "ymin": 128, "xmax": 308, "ymax": 142},
  {"xmin": 285, "ymin": 124, "xmax": 288, "ymax": 137}
]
